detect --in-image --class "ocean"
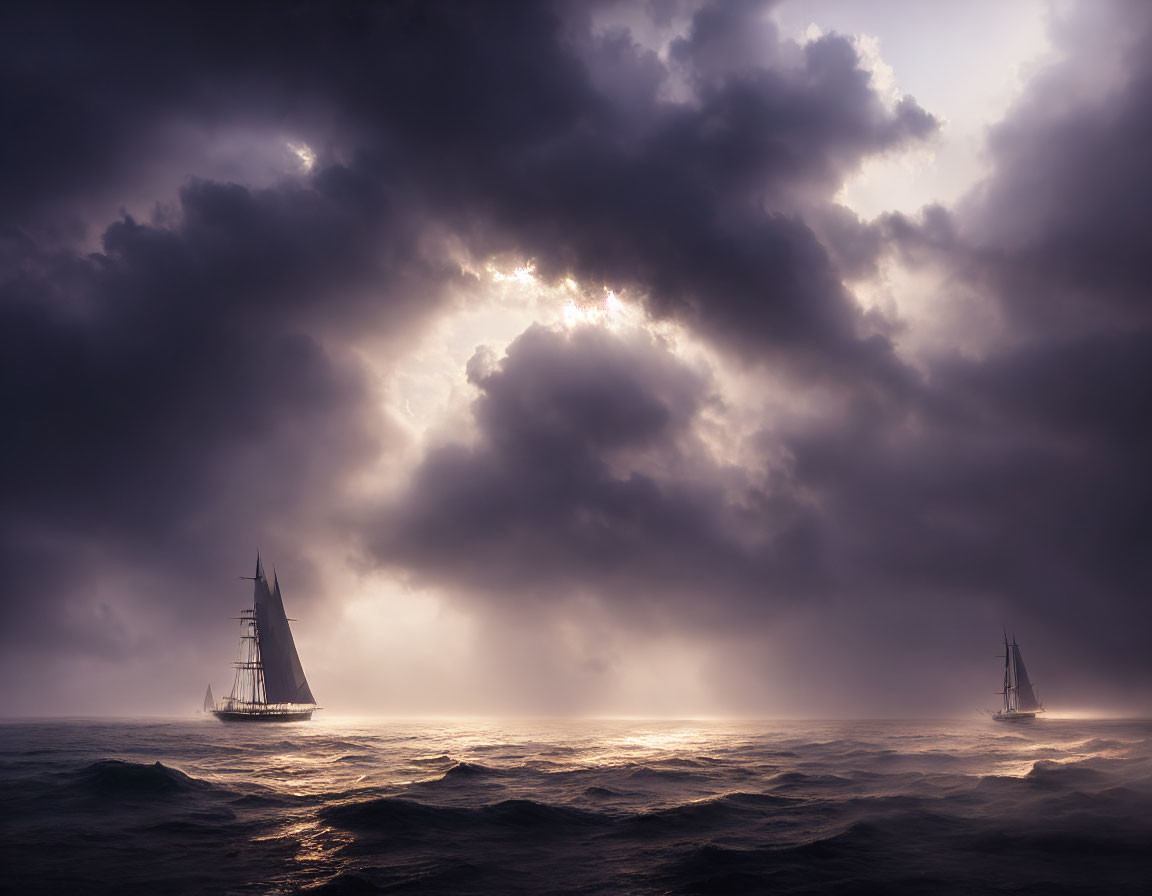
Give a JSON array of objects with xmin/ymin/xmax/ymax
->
[{"xmin": 1, "ymin": 717, "xmax": 1150, "ymax": 894}]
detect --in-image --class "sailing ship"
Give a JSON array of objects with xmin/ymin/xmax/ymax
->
[
  {"xmin": 993, "ymin": 633, "xmax": 1044, "ymax": 721},
  {"xmin": 207, "ymin": 555, "xmax": 319, "ymax": 722}
]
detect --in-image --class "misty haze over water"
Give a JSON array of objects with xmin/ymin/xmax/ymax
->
[{"xmin": 3, "ymin": 717, "xmax": 1151, "ymax": 894}]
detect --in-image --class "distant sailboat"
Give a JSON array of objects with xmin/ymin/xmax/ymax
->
[
  {"xmin": 203, "ymin": 684, "xmax": 215, "ymax": 714},
  {"xmin": 993, "ymin": 633, "xmax": 1044, "ymax": 721},
  {"xmin": 212, "ymin": 555, "xmax": 319, "ymax": 722}
]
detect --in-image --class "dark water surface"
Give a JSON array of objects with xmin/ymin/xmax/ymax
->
[{"xmin": 2, "ymin": 717, "xmax": 1150, "ymax": 894}]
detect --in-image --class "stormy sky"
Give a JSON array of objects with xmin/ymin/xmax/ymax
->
[{"xmin": 2, "ymin": 0, "xmax": 1149, "ymax": 717}]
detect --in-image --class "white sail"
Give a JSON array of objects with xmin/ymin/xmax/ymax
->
[
  {"xmin": 1012, "ymin": 643, "xmax": 1043, "ymax": 711},
  {"xmin": 253, "ymin": 565, "xmax": 316, "ymax": 705},
  {"xmin": 213, "ymin": 555, "xmax": 317, "ymax": 721},
  {"xmin": 203, "ymin": 684, "xmax": 214, "ymax": 713}
]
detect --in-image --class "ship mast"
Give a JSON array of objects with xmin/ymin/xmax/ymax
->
[
  {"xmin": 224, "ymin": 556, "xmax": 270, "ymax": 709},
  {"xmin": 226, "ymin": 607, "xmax": 267, "ymax": 708},
  {"xmin": 211, "ymin": 554, "xmax": 317, "ymax": 722},
  {"xmin": 1001, "ymin": 632, "xmax": 1013, "ymax": 713}
]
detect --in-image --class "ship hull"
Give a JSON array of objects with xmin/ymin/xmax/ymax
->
[
  {"xmin": 212, "ymin": 709, "xmax": 314, "ymax": 722},
  {"xmin": 992, "ymin": 711, "xmax": 1036, "ymax": 721}
]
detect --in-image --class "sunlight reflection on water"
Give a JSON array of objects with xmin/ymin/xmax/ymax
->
[{"xmin": 4, "ymin": 716, "xmax": 1151, "ymax": 894}]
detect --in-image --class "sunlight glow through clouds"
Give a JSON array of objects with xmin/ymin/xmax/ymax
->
[
  {"xmin": 388, "ymin": 264, "xmax": 648, "ymax": 447},
  {"xmin": 287, "ymin": 140, "xmax": 317, "ymax": 172},
  {"xmin": 322, "ymin": 263, "xmax": 769, "ymax": 713},
  {"xmin": 6, "ymin": 0, "xmax": 1152, "ymax": 729},
  {"xmin": 487, "ymin": 262, "xmax": 536, "ymax": 284},
  {"xmin": 315, "ymin": 572, "xmax": 479, "ymax": 714},
  {"xmin": 377, "ymin": 262, "xmax": 656, "ymax": 479},
  {"xmin": 562, "ymin": 289, "xmax": 629, "ymax": 329},
  {"xmin": 782, "ymin": 2, "xmax": 1053, "ymax": 219}
]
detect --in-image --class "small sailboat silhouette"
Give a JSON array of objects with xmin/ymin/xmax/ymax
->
[{"xmin": 993, "ymin": 633, "xmax": 1044, "ymax": 721}]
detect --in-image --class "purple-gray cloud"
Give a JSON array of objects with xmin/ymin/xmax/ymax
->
[{"xmin": 2, "ymin": 0, "xmax": 1149, "ymax": 714}]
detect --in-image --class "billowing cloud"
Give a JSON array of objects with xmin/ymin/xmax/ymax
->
[
  {"xmin": 371, "ymin": 323, "xmax": 822, "ymax": 617},
  {"xmin": 860, "ymin": 0, "xmax": 1152, "ymax": 701},
  {"xmin": 2, "ymin": 0, "xmax": 1149, "ymax": 715},
  {"xmin": 0, "ymin": 172, "xmax": 435, "ymax": 687}
]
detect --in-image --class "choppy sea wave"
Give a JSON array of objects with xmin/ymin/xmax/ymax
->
[{"xmin": 1, "ymin": 718, "xmax": 1150, "ymax": 894}]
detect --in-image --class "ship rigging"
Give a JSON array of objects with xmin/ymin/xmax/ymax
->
[
  {"xmin": 993, "ymin": 633, "xmax": 1044, "ymax": 721},
  {"xmin": 207, "ymin": 555, "xmax": 319, "ymax": 722}
]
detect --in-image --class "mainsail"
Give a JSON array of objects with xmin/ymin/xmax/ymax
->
[
  {"xmin": 1012, "ymin": 643, "xmax": 1042, "ymax": 711},
  {"xmin": 252, "ymin": 559, "xmax": 316, "ymax": 705},
  {"xmin": 203, "ymin": 684, "xmax": 214, "ymax": 713}
]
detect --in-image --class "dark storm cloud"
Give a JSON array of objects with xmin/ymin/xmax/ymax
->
[
  {"xmin": 885, "ymin": 1, "xmax": 1152, "ymax": 338},
  {"xmin": 7, "ymin": 0, "xmax": 1148, "ymax": 714},
  {"xmin": 458, "ymin": 8, "xmax": 936, "ymax": 367},
  {"xmin": 809, "ymin": 0, "xmax": 1152, "ymax": 702},
  {"xmin": 0, "ymin": 0, "xmax": 592, "ymax": 238},
  {"xmin": 2, "ymin": 0, "xmax": 935, "ymax": 357},
  {"xmin": 0, "ymin": 168, "xmax": 444, "ymax": 668},
  {"xmin": 371, "ymin": 323, "xmax": 827, "ymax": 624},
  {"xmin": 368, "ymin": 0, "xmax": 1152, "ymax": 709},
  {"xmin": 2, "ymin": 0, "xmax": 932, "ymax": 670},
  {"xmin": 962, "ymin": 2, "xmax": 1152, "ymax": 335},
  {"xmin": 369, "ymin": 314, "xmax": 924, "ymax": 634}
]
